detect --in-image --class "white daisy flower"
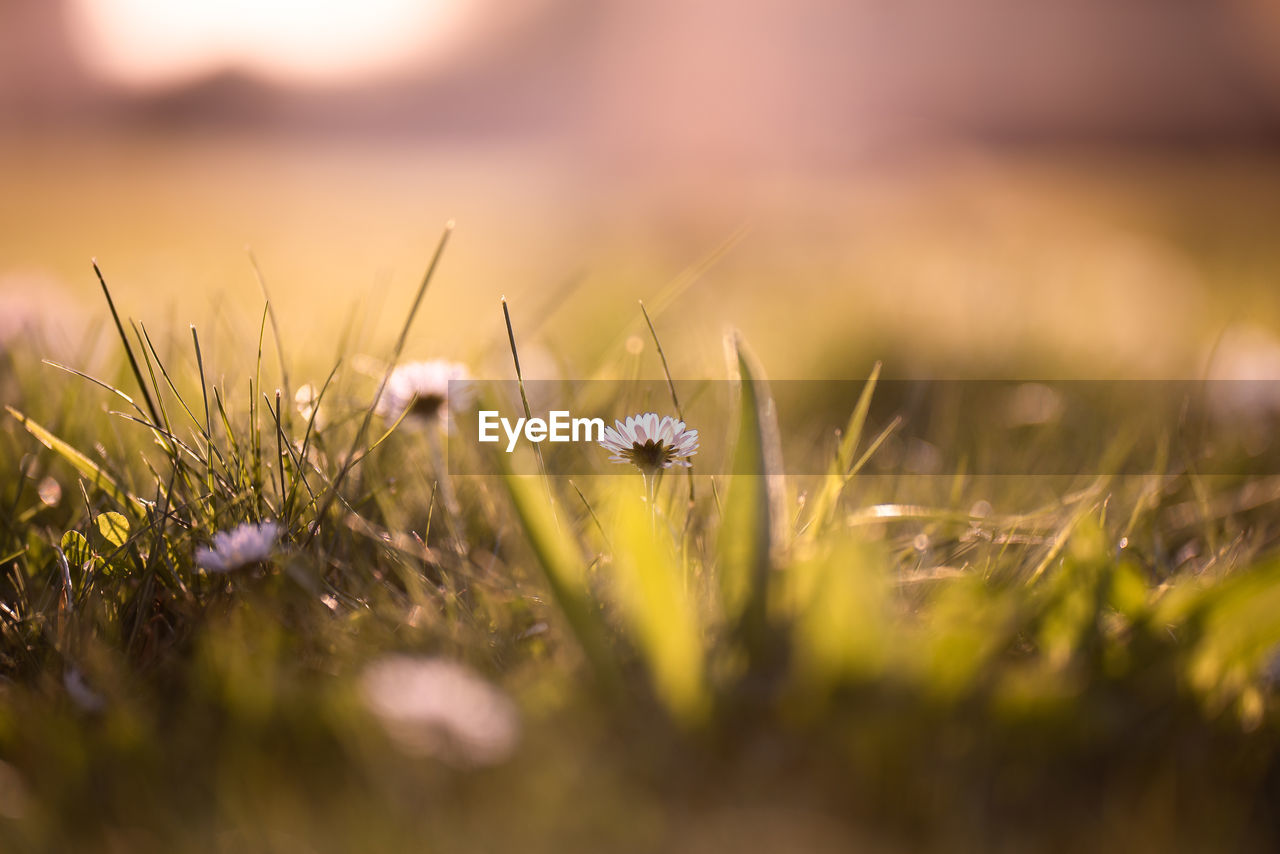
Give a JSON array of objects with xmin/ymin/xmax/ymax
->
[
  {"xmin": 599, "ymin": 412, "xmax": 699, "ymax": 475},
  {"xmin": 360, "ymin": 655, "xmax": 520, "ymax": 767},
  {"xmin": 376, "ymin": 360, "xmax": 472, "ymax": 425},
  {"xmin": 196, "ymin": 521, "xmax": 281, "ymax": 573}
]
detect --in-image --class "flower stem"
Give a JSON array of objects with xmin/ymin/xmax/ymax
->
[
  {"xmin": 645, "ymin": 471, "xmax": 655, "ymax": 537},
  {"xmin": 643, "ymin": 471, "xmax": 658, "ymax": 537}
]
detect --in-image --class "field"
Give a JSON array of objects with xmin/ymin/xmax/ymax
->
[{"xmin": 5, "ymin": 132, "xmax": 1280, "ymax": 851}]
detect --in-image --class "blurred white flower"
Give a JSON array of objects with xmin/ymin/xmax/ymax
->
[
  {"xmin": 64, "ymin": 666, "xmax": 105, "ymax": 714},
  {"xmin": 1206, "ymin": 324, "xmax": 1280, "ymax": 418},
  {"xmin": 360, "ymin": 655, "xmax": 520, "ymax": 767},
  {"xmin": 196, "ymin": 521, "xmax": 280, "ymax": 572},
  {"xmin": 376, "ymin": 360, "xmax": 472, "ymax": 425},
  {"xmin": 0, "ymin": 298, "xmax": 37, "ymax": 346},
  {"xmin": 1205, "ymin": 324, "xmax": 1280, "ymax": 457},
  {"xmin": 0, "ymin": 279, "xmax": 61, "ymax": 345},
  {"xmin": 1004, "ymin": 382, "xmax": 1064, "ymax": 427},
  {"xmin": 1, "ymin": 274, "xmax": 89, "ymax": 362},
  {"xmin": 599, "ymin": 413, "xmax": 699, "ymax": 476}
]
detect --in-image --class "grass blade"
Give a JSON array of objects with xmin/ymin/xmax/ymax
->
[
  {"xmin": 305, "ymin": 222, "xmax": 453, "ymax": 546},
  {"xmin": 611, "ymin": 490, "xmax": 709, "ymax": 724},
  {"xmin": 93, "ymin": 260, "xmax": 164, "ymax": 430},
  {"xmin": 640, "ymin": 299, "xmax": 697, "ymax": 520},
  {"xmin": 247, "ymin": 248, "xmax": 291, "ymax": 421},
  {"xmin": 500, "ymin": 454, "xmax": 618, "ymax": 692},
  {"xmin": 6, "ymin": 405, "xmax": 140, "ymax": 512},
  {"xmin": 717, "ymin": 333, "xmax": 786, "ymax": 663},
  {"xmin": 800, "ymin": 361, "xmax": 881, "ymax": 544}
]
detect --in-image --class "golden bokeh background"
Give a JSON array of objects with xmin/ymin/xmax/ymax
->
[{"xmin": 4, "ymin": 0, "xmax": 1280, "ymax": 377}]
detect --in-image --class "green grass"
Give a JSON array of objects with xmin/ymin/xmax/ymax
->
[{"xmin": 4, "ymin": 241, "xmax": 1280, "ymax": 853}]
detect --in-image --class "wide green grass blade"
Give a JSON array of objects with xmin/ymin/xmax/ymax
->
[
  {"xmin": 6, "ymin": 405, "xmax": 141, "ymax": 512},
  {"xmin": 1163, "ymin": 555, "xmax": 1280, "ymax": 715},
  {"xmin": 785, "ymin": 538, "xmax": 891, "ymax": 695},
  {"xmin": 1033, "ymin": 515, "xmax": 1111, "ymax": 669},
  {"xmin": 800, "ymin": 361, "xmax": 881, "ymax": 544},
  {"xmin": 500, "ymin": 455, "xmax": 618, "ymax": 691},
  {"xmin": 717, "ymin": 334, "xmax": 786, "ymax": 661},
  {"xmin": 610, "ymin": 490, "xmax": 709, "ymax": 724}
]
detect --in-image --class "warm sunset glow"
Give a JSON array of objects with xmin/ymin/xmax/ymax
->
[{"xmin": 67, "ymin": 0, "xmax": 475, "ymax": 89}]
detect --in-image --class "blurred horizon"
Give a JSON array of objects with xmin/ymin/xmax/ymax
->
[{"xmin": 5, "ymin": 1, "xmax": 1280, "ymax": 157}]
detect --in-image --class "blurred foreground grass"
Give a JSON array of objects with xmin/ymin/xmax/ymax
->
[{"xmin": 4, "ymin": 135, "xmax": 1280, "ymax": 851}]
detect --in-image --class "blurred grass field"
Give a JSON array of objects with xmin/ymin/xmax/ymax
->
[
  {"xmin": 6, "ymin": 132, "xmax": 1280, "ymax": 853},
  {"xmin": 7, "ymin": 131, "xmax": 1280, "ymax": 376}
]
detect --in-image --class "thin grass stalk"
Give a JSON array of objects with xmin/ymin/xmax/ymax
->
[
  {"xmin": 247, "ymin": 249, "xmax": 291, "ymax": 426},
  {"xmin": 305, "ymin": 222, "xmax": 453, "ymax": 547},
  {"xmin": 501, "ymin": 296, "xmax": 557, "ymax": 523},
  {"xmin": 93, "ymin": 261, "xmax": 164, "ymax": 431}
]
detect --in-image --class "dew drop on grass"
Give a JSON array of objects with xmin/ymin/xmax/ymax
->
[{"xmin": 37, "ymin": 476, "xmax": 61, "ymax": 506}]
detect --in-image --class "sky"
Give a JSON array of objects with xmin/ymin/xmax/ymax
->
[{"xmin": 65, "ymin": 0, "xmax": 480, "ymax": 88}]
